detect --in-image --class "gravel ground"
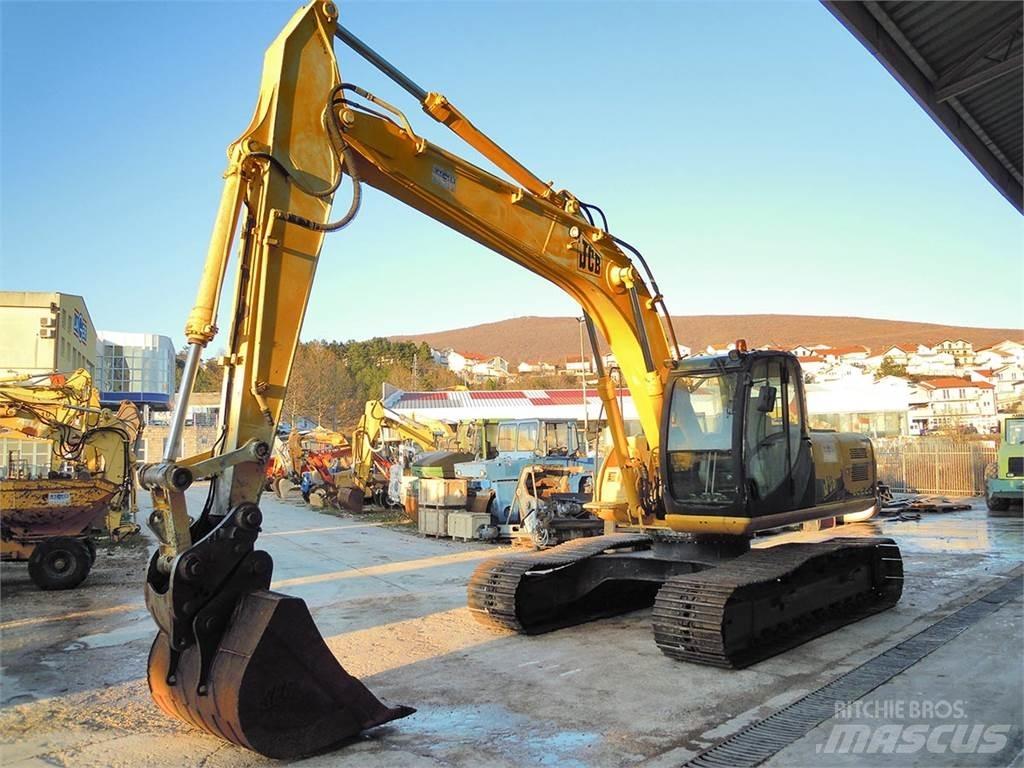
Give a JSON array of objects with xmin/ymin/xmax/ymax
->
[{"xmin": 1, "ymin": 487, "xmax": 1020, "ymax": 767}]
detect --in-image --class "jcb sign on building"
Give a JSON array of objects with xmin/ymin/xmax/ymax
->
[{"xmin": 0, "ymin": 291, "xmax": 98, "ymax": 376}]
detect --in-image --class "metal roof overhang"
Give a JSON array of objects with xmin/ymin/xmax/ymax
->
[{"xmin": 823, "ymin": 1, "xmax": 1023, "ymax": 213}]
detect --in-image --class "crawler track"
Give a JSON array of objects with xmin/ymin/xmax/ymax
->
[
  {"xmin": 467, "ymin": 533, "xmax": 653, "ymax": 633},
  {"xmin": 652, "ymin": 537, "xmax": 903, "ymax": 668}
]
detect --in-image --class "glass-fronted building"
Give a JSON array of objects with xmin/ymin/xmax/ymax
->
[{"xmin": 96, "ymin": 331, "xmax": 176, "ymax": 410}]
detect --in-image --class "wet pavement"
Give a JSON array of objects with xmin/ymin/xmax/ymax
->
[{"xmin": 0, "ymin": 487, "xmax": 1020, "ymax": 767}]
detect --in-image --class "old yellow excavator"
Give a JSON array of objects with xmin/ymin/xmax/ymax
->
[
  {"xmin": 143, "ymin": 1, "xmax": 902, "ymax": 757},
  {"xmin": 1, "ymin": 369, "xmax": 142, "ymax": 588},
  {"xmin": 336, "ymin": 398, "xmax": 456, "ymax": 510}
]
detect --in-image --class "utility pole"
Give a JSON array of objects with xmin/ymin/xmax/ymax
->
[{"xmin": 579, "ymin": 316, "xmax": 589, "ymax": 438}]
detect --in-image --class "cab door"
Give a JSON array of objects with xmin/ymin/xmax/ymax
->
[{"xmin": 743, "ymin": 356, "xmax": 815, "ymax": 517}]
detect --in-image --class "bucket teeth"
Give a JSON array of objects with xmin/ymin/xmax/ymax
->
[{"xmin": 148, "ymin": 590, "xmax": 414, "ymax": 759}]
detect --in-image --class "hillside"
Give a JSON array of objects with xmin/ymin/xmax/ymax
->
[{"xmin": 393, "ymin": 314, "xmax": 1022, "ymax": 365}]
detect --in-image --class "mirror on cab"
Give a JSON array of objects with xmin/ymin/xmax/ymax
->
[{"xmin": 756, "ymin": 385, "xmax": 777, "ymax": 413}]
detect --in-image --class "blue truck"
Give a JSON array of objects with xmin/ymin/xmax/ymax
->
[{"xmin": 454, "ymin": 418, "xmax": 593, "ymax": 538}]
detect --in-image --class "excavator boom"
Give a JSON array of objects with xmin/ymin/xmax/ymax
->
[
  {"xmin": 145, "ymin": 1, "xmax": 901, "ymax": 757},
  {"xmin": 339, "ymin": 398, "xmax": 454, "ymax": 510},
  {"xmin": 141, "ymin": 2, "xmax": 411, "ymax": 758}
]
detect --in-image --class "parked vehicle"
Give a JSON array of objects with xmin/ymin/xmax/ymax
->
[
  {"xmin": 986, "ymin": 416, "xmax": 1024, "ymax": 512},
  {"xmin": 455, "ymin": 418, "xmax": 593, "ymax": 537}
]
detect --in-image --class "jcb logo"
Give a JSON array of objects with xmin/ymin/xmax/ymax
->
[{"xmin": 577, "ymin": 248, "xmax": 602, "ymax": 276}]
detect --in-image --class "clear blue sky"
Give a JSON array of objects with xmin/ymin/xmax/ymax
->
[{"xmin": 2, "ymin": 1, "xmax": 1021, "ymax": 354}]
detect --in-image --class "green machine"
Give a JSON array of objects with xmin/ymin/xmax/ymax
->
[{"xmin": 986, "ymin": 416, "xmax": 1024, "ymax": 512}]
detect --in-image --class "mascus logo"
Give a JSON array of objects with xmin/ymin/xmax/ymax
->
[{"xmin": 578, "ymin": 247, "xmax": 602, "ymax": 276}]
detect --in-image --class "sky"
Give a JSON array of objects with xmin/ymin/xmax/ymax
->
[{"xmin": 2, "ymin": 0, "xmax": 1021, "ymax": 355}]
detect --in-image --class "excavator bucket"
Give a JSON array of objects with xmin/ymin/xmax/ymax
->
[
  {"xmin": 336, "ymin": 485, "xmax": 365, "ymax": 513},
  {"xmin": 148, "ymin": 590, "xmax": 414, "ymax": 758}
]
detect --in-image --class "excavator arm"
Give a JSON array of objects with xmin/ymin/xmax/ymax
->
[
  {"xmin": 341, "ymin": 398, "xmax": 452, "ymax": 509},
  {"xmin": 141, "ymin": 0, "xmax": 677, "ymax": 757}
]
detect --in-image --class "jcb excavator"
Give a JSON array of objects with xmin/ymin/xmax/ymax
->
[
  {"xmin": 1, "ymin": 369, "xmax": 143, "ymax": 588},
  {"xmin": 142, "ymin": 1, "xmax": 902, "ymax": 757},
  {"xmin": 336, "ymin": 398, "xmax": 455, "ymax": 510}
]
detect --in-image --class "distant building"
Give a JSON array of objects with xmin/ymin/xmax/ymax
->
[
  {"xmin": 931, "ymin": 339, "xmax": 974, "ymax": 368},
  {"xmin": 974, "ymin": 340, "xmax": 1024, "ymax": 368},
  {"xmin": 385, "ymin": 387, "xmax": 636, "ymax": 422},
  {"xmin": 469, "ymin": 356, "xmax": 510, "ymax": 382},
  {"xmin": 518, "ymin": 360, "xmax": 556, "ymax": 375},
  {"xmin": 0, "ymin": 291, "xmax": 97, "ymax": 377},
  {"xmin": 443, "ymin": 349, "xmax": 484, "ymax": 375},
  {"xmin": 142, "ymin": 392, "xmax": 221, "ymax": 462},
  {"xmin": 796, "ymin": 355, "xmax": 828, "ymax": 380},
  {"xmin": 806, "ymin": 376, "xmax": 912, "ymax": 437},
  {"xmin": 564, "ymin": 355, "xmax": 596, "ymax": 375},
  {"xmin": 705, "ymin": 341, "xmax": 738, "ymax": 355},
  {"xmin": 909, "ymin": 377, "xmax": 998, "ymax": 433},
  {"xmin": 96, "ymin": 331, "xmax": 176, "ymax": 410},
  {"xmin": 877, "ymin": 344, "xmax": 917, "ymax": 367},
  {"xmin": 820, "ymin": 345, "xmax": 871, "ymax": 364},
  {"xmin": 906, "ymin": 349, "xmax": 958, "ymax": 377}
]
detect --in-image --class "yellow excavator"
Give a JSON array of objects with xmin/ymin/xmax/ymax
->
[
  {"xmin": 1, "ymin": 369, "xmax": 142, "ymax": 588},
  {"xmin": 336, "ymin": 398, "xmax": 455, "ymax": 510},
  {"xmin": 142, "ymin": 1, "xmax": 901, "ymax": 757}
]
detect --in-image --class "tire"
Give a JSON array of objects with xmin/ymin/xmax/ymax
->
[
  {"xmin": 28, "ymin": 538, "xmax": 92, "ymax": 590},
  {"xmin": 986, "ymin": 494, "xmax": 1011, "ymax": 512},
  {"xmin": 83, "ymin": 538, "xmax": 97, "ymax": 565}
]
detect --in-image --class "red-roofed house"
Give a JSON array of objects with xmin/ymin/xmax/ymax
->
[
  {"xmin": 796, "ymin": 355, "xmax": 828, "ymax": 380},
  {"xmin": 931, "ymin": 339, "xmax": 974, "ymax": 367},
  {"xmin": 819, "ymin": 345, "xmax": 871, "ymax": 364},
  {"xmin": 517, "ymin": 360, "xmax": 556, "ymax": 375},
  {"xmin": 908, "ymin": 377, "xmax": 997, "ymax": 433},
  {"xmin": 564, "ymin": 355, "xmax": 596, "ymax": 374}
]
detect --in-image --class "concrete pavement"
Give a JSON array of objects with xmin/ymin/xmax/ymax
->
[{"xmin": 1, "ymin": 487, "xmax": 1020, "ymax": 767}]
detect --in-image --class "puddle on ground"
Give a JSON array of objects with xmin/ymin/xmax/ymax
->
[
  {"xmin": 61, "ymin": 620, "xmax": 152, "ymax": 651},
  {"xmin": 400, "ymin": 704, "xmax": 600, "ymax": 767}
]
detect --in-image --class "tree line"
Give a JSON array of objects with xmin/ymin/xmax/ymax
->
[{"xmin": 177, "ymin": 338, "xmax": 462, "ymax": 431}]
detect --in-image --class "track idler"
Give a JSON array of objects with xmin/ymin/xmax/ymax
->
[{"xmin": 145, "ymin": 501, "xmax": 412, "ymax": 758}]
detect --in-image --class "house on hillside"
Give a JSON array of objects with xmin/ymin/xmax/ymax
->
[
  {"xmin": 931, "ymin": 339, "xmax": 974, "ymax": 367},
  {"xmin": 791, "ymin": 344, "xmax": 829, "ymax": 357},
  {"xmin": 705, "ymin": 341, "xmax": 737, "ymax": 355},
  {"xmin": 797, "ymin": 355, "xmax": 828, "ymax": 381},
  {"xmin": 444, "ymin": 349, "xmax": 485, "ymax": 375},
  {"xmin": 468, "ymin": 356, "xmax": 510, "ymax": 383},
  {"xmin": 974, "ymin": 340, "xmax": 1024, "ymax": 368},
  {"xmin": 878, "ymin": 344, "xmax": 917, "ymax": 367},
  {"xmin": 817, "ymin": 362, "xmax": 871, "ymax": 383},
  {"xmin": 820, "ymin": 345, "xmax": 871, "ymax": 365},
  {"xmin": 991, "ymin": 363, "xmax": 1024, "ymax": 411},
  {"xmin": 906, "ymin": 349, "xmax": 957, "ymax": 377},
  {"xmin": 564, "ymin": 355, "xmax": 596, "ymax": 375},
  {"xmin": 908, "ymin": 377, "xmax": 997, "ymax": 434},
  {"xmin": 805, "ymin": 375, "xmax": 912, "ymax": 437},
  {"xmin": 517, "ymin": 360, "xmax": 557, "ymax": 375}
]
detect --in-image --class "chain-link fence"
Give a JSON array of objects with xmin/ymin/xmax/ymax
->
[{"xmin": 872, "ymin": 437, "xmax": 998, "ymax": 496}]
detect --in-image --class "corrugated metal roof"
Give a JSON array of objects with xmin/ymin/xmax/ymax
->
[
  {"xmin": 385, "ymin": 388, "xmax": 637, "ymax": 421},
  {"xmin": 824, "ymin": 1, "xmax": 1023, "ymax": 212}
]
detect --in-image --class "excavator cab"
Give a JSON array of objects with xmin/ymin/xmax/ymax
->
[{"xmin": 661, "ymin": 349, "xmax": 816, "ymax": 522}]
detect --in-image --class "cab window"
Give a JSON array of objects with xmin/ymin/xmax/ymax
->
[
  {"xmin": 497, "ymin": 423, "xmax": 517, "ymax": 452},
  {"xmin": 517, "ymin": 421, "xmax": 539, "ymax": 452},
  {"xmin": 745, "ymin": 358, "xmax": 787, "ymax": 496},
  {"xmin": 544, "ymin": 422, "xmax": 571, "ymax": 455}
]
